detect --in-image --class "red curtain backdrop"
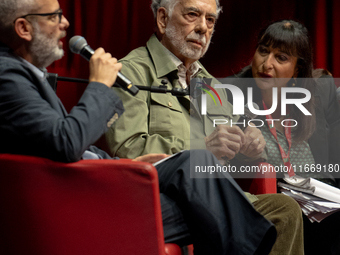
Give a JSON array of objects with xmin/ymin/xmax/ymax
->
[{"xmin": 48, "ymin": 0, "xmax": 340, "ymax": 111}]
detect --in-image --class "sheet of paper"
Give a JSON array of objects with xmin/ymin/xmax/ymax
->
[
  {"xmin": 152, "ymin": 150, "xmax": 185, "ymax": 167},
  {"xmin": 314, "ymin": 201, "xmax": 340, "ymax": 208}
]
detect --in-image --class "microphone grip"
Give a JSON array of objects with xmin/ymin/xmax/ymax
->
[
  {"xmin": 78, "ymin": 44, "xmax": 138, "ymax": 96},
  {"xmin": 116, "ymin": 73, "xmax": 139, "ymax": 96},
  {"xmin": 80, "ymin": 45, "xmax": 94, "ymax": 61}
]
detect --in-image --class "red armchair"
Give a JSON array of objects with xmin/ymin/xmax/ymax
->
[
  {"xmin": 0, "ymin": 154, "xmax": 276, "ymax": 255},
  {"xmin": 243, "ymin": 162, "xmax": 277, "ymax": 194},
  {"xmin": 0, "ymin": 154, "xmax": 166, "ymax": 255}
]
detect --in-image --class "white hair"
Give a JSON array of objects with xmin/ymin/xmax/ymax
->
[{"xmin": 150, "ymin": 0, "xmax": 222, "ymax": 19}]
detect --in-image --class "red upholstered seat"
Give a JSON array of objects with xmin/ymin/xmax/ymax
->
[
  {"xmin": 0, "ymin": 154, "xmax": 276, "ymax": 255},
  {"xmin": 249, "ymin": 162, "xmax": 277, "ymax": 194},
  {"xmin": 0, "ymin": 154, "xmax": 165, "ymax": 255}
]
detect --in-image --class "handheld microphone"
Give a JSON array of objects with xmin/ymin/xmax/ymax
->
[
  {"xmin": 236, "ymin": 103, "xmax": 259, "ymax": 131},
  {"xmin": 69, "ymin": 36, "xmax": 139, "ymax": 96}
]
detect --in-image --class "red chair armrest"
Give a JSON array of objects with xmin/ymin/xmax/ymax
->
[
  {"xmin": 248, "ymin": 162, "xmax": 277, "ymax": 194},
  {"xmin": 0, "ymin": 154, "xmax": 165, "ymax": 255}
]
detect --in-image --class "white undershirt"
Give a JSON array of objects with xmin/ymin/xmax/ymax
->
[{"xmin": 163, "ymin": 47, "xmax": 202, "ymax": 89}]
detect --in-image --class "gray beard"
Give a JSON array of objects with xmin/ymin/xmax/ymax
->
[
  {"xmin": 29, "ymin": 23, "xmax": 64, "ymax": 68},
  {"xmin": 165, "ymin": 22, "xmax": 211, "ymax": 60}
]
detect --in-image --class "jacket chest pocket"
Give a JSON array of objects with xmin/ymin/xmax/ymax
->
[
  {"xmin": 204, "ymin": 103, "xmax": 234, "ymax": 136},
  {"xmin": 149, "ymin": 93, "xmax": 188, "ymax": 137}
]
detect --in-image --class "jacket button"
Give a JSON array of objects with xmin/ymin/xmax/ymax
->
[{"xmin": 168, "ymin": 101, "xmax": 173, "ymax": 107}]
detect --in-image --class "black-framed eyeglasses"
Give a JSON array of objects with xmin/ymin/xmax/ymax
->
[{"xmin": 14, "ymin": 9, "xmax": 63, "ymax": 24}]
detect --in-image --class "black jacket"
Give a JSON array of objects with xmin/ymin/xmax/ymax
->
[{"xmin": 0, "ymin": 43, "xmax": 124, "ymax": 162}]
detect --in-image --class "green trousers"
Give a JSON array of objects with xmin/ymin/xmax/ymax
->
[{"xmin": 254, "ymin": 194, "xmax": 304, "ymax": 255}]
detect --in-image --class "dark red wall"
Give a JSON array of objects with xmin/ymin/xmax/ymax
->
[{"xmin": 48, "ymin": 0, "xmax": 340, "ymax": 111}]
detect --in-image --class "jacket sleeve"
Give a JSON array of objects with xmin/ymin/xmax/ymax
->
[
  {"xmin": 321, "ymin": 77, "xmax": 340, "ymax": 165},
  {"xmin": 0, "ymin": 61, "xmax": 124, "ymax": 162},
  {"xmin": 105, "ymin": 61, "xmax": 186, "ymax": 159}
]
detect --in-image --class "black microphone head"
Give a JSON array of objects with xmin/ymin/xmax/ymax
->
[
  {"xmin": 244, "ymin": 102, "xmax": 259, "ymax": 119},
  {"xmin": 69, "ymin": 36, "xmax": 88, "ymax": 54}
]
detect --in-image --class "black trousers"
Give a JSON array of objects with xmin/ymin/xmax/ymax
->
[{"xmin": 156, "ymin": 150, "xmax": 276, "ymax": 255}]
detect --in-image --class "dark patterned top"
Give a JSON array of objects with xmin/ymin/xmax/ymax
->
[{"xmin": 262, "ymin": 125, "xmax": 336, "ymax": 186}]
